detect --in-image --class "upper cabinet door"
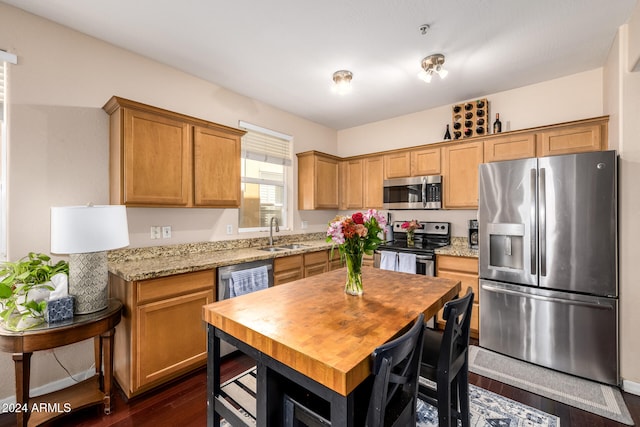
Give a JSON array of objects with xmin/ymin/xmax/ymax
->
[
  {"xmin": 364, "ymin": 156, "xmax": 384, "ymax": 209},
  {"xmin": 442, "ymin": 141, "xmax": 484, "ymax": 209},
  {"xmin": 344, "ymin": 159, "xmax": 364, "ymax": 209},
  {"xmin": 123, "ymin": 108, "xmax": 191, "ymax": 206},
  {"xmin": 484, "ymin": 134, "xmax": 536, "ymax": 163},
  {"xmin": 384, "ymin": 152, "xmax": 411, "ymax": 179},
  {"xmin": 297, "ymin": 152, "xmax": 340, "ymax": 210},
  {"xmin": 193, "ymin": 126, "xmax": 241, "ymax": 207},
  {"xmin": 538, "ymin": 123, "xmax": 605, "ymax": 157},
  {"xmin": 410, "ymin": 147, "xmax": 441, "ymax": 175}
]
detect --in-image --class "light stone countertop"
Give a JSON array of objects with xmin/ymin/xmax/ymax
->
[
  {"xmin": 434, "ymin": 237, "xmax": 479, "ymax": 258},
  {"xmin": 108, "ymin": 233, "xmax": 478, "ymax": 282},
  {"xmin": 108, "ymin": 233, "xmax": 333, "ymax": 282}
]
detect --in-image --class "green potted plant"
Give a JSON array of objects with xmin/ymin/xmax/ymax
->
[{"xmin": 0, "ymin": 252, "xmax": 69, "ymax": 330}]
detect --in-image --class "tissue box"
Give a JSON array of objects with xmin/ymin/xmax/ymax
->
[{"xmin": 45, "ymin": 296, "xmax": 74, "ymax": 323}]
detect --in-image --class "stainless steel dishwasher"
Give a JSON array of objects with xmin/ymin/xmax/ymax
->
[{"xmin": 216, "ymin": 259, "xmax": 274, "ymax": 356}]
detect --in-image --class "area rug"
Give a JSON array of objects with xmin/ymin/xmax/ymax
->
[
  {"xmin": 469, "ymin": 345, "xmax": 634, "ymax": 425},
  {"xmin": 220, "ymin": 368, "xmax": 560, "ymax": 426},
  {"xmin": 418, "ymin": 379, "xmax": 559, "ymax": 427}
]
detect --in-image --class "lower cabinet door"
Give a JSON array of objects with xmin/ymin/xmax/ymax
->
[{"xmin": 136, "ymin": 289, "xmax": 214, "ymax": 389}]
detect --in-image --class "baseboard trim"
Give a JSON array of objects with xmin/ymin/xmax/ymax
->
[
  {"xmin": 0, "ymin": 368, "xmax": 95, "ymax": 407},
  {"xmin": 622, "ymin": 379, "xmax": 640, "ymax": 396}
]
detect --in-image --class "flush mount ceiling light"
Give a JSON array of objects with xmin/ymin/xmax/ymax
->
[
  {"xmin": 418, "ymin": 53, "xmax": 448, "ymax": 83},
  {"xmin": 332, "ymin": 70, "xmax": 353, "ymax": 95}
]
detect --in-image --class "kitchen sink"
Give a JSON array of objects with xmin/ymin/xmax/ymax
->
[
  {"xmin": 278, "ymin": 244, "xmax": 309, "ymax": 249},
  {"xmin": 258, "ymin": 247, "xmax": 285, "ymax": 252}
]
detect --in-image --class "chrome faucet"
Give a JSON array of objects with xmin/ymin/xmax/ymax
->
[{"xmin": 269, "ymin": 217, "xmax": 280, "ymax": 246}]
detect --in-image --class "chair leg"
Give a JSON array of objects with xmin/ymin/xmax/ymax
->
[
  {"xmin": 437, "ymin": 377, "xmax": 452, "ymax": 427},
  {"xmin": 458, "ymin": 367, "xmax": 471, "ymax": 427}
]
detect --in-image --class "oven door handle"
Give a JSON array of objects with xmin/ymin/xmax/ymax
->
[{"xmin": 416, "ymin": 255, "xmax": 434, "ymax": 262}]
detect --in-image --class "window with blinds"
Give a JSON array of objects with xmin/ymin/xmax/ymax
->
[{"xmin": 238, "ymin": 121, "xmax": 292, "ymax": 231}]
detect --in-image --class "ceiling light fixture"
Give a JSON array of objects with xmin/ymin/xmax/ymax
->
[
  {"xmin": 418, "ymin": 53, "xmax": 448, "ymax": 83},
  {"xmin": 332, "ymin": 70, "xmax": 353, "ymax": 95}
]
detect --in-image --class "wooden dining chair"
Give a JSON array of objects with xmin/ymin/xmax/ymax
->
[
  {"xmin": 418, "ymin": 287, "xmax": 474, "ymax": 427},
  {"xmin": 283, "ymin": 313, "xmax": 425, "ymax": 427}
]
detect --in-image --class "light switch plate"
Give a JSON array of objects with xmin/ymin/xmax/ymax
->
[{"xmin": 162, "ymin": 226, "xmax": 172, "ymax": 238}]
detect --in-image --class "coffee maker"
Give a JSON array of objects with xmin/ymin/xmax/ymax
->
[{"xmin": 468, "ymin": 219, "xmax": 479, "ymax": 249}]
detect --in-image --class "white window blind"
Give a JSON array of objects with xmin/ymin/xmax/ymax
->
[{"xmin": 239, "ymin": 120, "xmax": 292, "ymax": 166}]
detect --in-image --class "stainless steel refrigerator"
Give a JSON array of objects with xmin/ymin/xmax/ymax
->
[{"xmin": 479, "ymin": 150, "xmax": 618, "ymax": 385}]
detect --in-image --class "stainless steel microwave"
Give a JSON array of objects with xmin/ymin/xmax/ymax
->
[{"xmin": 383, "ymin": 176, "xmax": 442, "ymax": 209}]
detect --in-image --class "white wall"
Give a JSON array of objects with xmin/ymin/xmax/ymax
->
[{"xmin": 604, "ymin": 0, "xmax": 640, "ymax": 392}]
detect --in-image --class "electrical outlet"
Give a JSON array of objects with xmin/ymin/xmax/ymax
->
[
  {"xmin": 150, "ymin": 226, "xmax": 161, "ymax": 239},
  {"xmin": 162, "ymin": 225, "xmax": 172, "ymax": 239},
  {"xmin": 226, "ymin": 224, "xmax": 233, "ymax": 235},
  {"xmin": 301, "ymin": 221, "xmax": 308, "ymax": 229}
]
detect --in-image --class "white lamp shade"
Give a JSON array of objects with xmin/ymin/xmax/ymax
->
[{"xmin": 51, "ymin": 205, "xmax": 130, "ymax": 254}]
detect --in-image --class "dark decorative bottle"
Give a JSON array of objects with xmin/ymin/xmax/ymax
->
[
  {"xmin": 493, "ymin": 113, "xmax": 502, "ymax": 133},
  {"xmin": 444, "ymin": 124, "xmax": 451, "ymax": 140}
]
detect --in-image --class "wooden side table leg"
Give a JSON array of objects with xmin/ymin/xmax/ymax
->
[
  {"xmin": 94, "ymin": 335, "xmax": 103, "ymax": 389},
  {"xmin": 101, "ymin": 328, "xmax": 115, "ymax": 415},
  {"xmin": 13, "ymin": 352, "xmax": 32, "ymax": 427}
]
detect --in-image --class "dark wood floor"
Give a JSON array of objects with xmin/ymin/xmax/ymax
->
[{"xmin": 2, "ymin": 349, "xmax": 639, "ymax": 427}]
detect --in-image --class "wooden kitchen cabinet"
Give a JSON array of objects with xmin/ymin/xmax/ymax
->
[
  {"xmin": 109, "ymin": 270, "xmax": 215, "ymax": 398},
  {"xmin": 274, "ymin": 254, "xmax": 304, "ymax": 285},
  {"xmin": 442, "ymin": 141, "xmax": 484, "ymax": 209},
  {"xmin": 410, "ymin": 147, "xmax": 441, "ymax": 175},
  {"xmin": 297, "ymin": 151, "xmax": 340, "ymax": 210},
  {"xmin": 342, "ymin": 159, "xmax": 364, "ymax": 209},
  {"xmin": 364, "ymin": 156, "xmax": 384, "ymax": 208},
  {"xmin": 303, "ymin": 250, "xmax": 329, "ymax": 277},
  {"xmin": 339, "ymin": 156, "xmax": 383, "ymax": 209},
  {"xmin": 104, "ymin": 96, "xmax": 245, "ymax": 208},
  {"xmin": 538, "ymin": 119, "xmax": 607, "ymax": 157},
  {"xmin": 484, "ymin": 133, "xmax": 536, "ymax": 163},
  {"xmin": 383, "ymin": 148, "xmax": 440, "ymax": 178},
  {"xmin": 328, "ymin": 249, "xmax": 343, "ymax": 270},
  {"xmin": 384, "ymin": 152, "xmax": 411, "ymax": 179},
  {"xmin": 436, "ymin": 255, "xmax": 479, "ymax": 339},
  {"xmin": 193, "ymin": 126, "xmax": 241, "ymax": 207}
]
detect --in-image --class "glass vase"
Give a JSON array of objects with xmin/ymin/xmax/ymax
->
[
  {"xmin": 407, "ymin": 231, "xmax": 415, "ymax": 247},
  {"xmin": 344, "ymin": 251, "xmax": 364, "ymax": 296}
]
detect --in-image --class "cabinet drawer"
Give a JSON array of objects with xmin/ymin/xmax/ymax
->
[
  {"xmin": 137, "ymin": 270, "xmax": 215, "ymax": 304},
  {"xmin": 274, "ymin": 254, "xmax": 303, "ymax": 272},
  {"xmin": 304, "ymin": 250, "xmax": 328, "ymax": 266},
  {"xmin": 437, "ymin": 255, "xmax": 478, "ymax": 274}
]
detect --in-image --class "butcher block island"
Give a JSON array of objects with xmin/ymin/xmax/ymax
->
[{"xmin": 203, "ymin": 267, "xmax": 461, "ymax": 426}]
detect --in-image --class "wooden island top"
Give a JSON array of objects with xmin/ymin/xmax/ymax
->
[{"xmin": 203, "ymin": 267, "xmax": 460, "ymax": 396}]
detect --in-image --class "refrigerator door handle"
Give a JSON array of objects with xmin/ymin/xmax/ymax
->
[
  {"xmin": 482, "ymin": 284, "xmax": 614, "ymax": 310},
  {"xmin": 530, "ymin": 168, "xmax": 537, "ymax": 275},
  {"xmin": 539, "ymin": 167, "xmax": 547, "ymax": 276}
]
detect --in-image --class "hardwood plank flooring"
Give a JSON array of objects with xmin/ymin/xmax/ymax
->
[{"xmin": 1, "ymin": 350, "xmax": 639, "ymax": 426}]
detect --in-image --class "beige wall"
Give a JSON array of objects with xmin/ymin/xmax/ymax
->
[
  {"xmin": 1, "ymin": 1, "xmax": 638, "ymax": 403},
  {"xmin": 0, "ymin": 3, "xmax": 338, "ymax": 400},
  {"xmin": 604, "ymin": 0, "xmax": 640, "ymax": 393}
]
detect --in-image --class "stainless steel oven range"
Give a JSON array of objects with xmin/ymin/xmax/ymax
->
[{"xmin": 374, "ymin": 221, "xmax": 450, "ymax": 276}]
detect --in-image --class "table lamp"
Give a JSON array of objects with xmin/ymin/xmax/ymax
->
[{"xmin": 50, "ymin": 204, "xmax": 129, "ymax": 314}]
